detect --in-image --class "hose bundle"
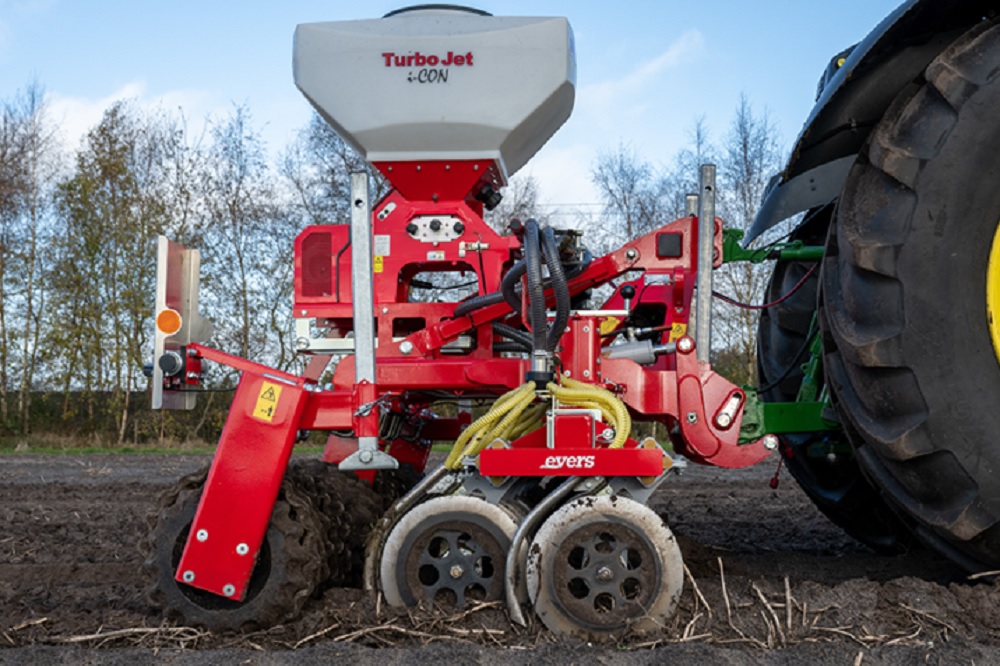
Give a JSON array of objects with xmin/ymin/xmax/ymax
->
[
  {"xmin": 444, "ymin": 382, "xmax": 538, "ymax": 470},
  {"xmin": 546, "ymin": 376, "xmax": 631, "ymax": 449}
]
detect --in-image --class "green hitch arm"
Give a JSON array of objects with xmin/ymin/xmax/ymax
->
[
  {"xmin": 739, "ymin": 390, "xmax": 840, "ymax": 444},
  {"xmin": 721, "ymin": 228, "xmax": 824, "ymax": 264},
  {"xmin": 739, "ymin": 317, "xmax": 837, "ymax": 444}
]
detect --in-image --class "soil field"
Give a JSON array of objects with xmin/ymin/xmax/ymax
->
[{"xmin": 2, "ymin": 452, "xmax": 1000, "ymax": 665}]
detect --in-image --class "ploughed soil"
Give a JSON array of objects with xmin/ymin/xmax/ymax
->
[{"xmin": 3, "ymin": 452, "xmax": 1000, "ymax": 664}]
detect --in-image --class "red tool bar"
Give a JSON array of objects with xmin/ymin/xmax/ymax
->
[{"xmin": 478, "ymin": 447, "xmax": 664, "ymax": 477}]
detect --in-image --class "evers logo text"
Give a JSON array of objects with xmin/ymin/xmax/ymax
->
[
  {"xmin": 382, "ymin": 51, "xmax": 474, "ymax": 67},
  {"xmin": 539, "ymin": 455, "xmax": 596, "ymax": 470}
]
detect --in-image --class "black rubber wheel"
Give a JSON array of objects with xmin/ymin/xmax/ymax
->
[
  {"xmin": 822, "ymin": 19, "xmax": 1000, "ymax": 571},
  {"xmin": 143, "ymin": 467, "xmax": 325, "ymax": 631},
  {"xmin": 373, "ymin": 463, "xmax": 423, "ymax": 511},
  {"xmin": 289, "ymin": 459, "xmax": 383, "ymax": 588},
  {"xmin": 757, "ymin": 216, "xmax": 914, "ymax": 554}
]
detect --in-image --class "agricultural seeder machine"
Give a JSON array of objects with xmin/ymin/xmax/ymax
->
[{"xmin": 145, "ymin": 1, "xmax": 1000, "ymax": 640}]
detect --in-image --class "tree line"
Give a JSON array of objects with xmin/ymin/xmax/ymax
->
[
  {"xmin": 0, "ymin": 82, "xmax": 368, "ymax": 443},
  {"xmin": 0, "ymin": 81, "xmax": 785, "ymax": 444}
]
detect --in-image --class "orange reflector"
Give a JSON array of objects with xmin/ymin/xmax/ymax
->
[{"xmin": 156, "ymin": 308, "xmax": 183, "ymax": 336}]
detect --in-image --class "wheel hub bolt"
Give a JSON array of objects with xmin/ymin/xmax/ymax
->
[
  {"xmin": 596, "ymin": 566, "xmax": 614, "ymax": 582},
  {"xmin": 450, "ymin": 565, "xmax": 464, "ymax": 579}
]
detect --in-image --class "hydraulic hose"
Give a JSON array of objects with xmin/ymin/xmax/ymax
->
[
  {"xmin": 500, "ymin": 260, "xmax": 527, "ymax": 314},
  {"xmin": 523, "ymin": 219, "xmax": 547, "ymax": 355},
  {"xmin": 493, "ymin": 323, "xmax": 534, "ymax": 351},
  {"xmin": 540, "ymin": 226, "xmax": 571, "ymax": 352},
  {"xmin": 493, "ymin": 341, "xmax": 532, "ymax": 354},
  {"xmin": 454, "ymin": 290, "xmax": 507, "ymax": 317},
  {"xmin": 444, "ymin": 382, "xmax": 537, "ymax": 469}
]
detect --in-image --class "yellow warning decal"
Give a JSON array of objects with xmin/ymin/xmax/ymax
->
[
  {"xmin": 252, "ymin": 381, "xmax": 282, "ymax": 423},
  {"xmin": 599, "ymin": 317, "xmax": 621, "ymax": 336},
  {"xmin": 668, "ymin": 322, "xmax": 688, "ymax": 343},
  {"xmin": 374, "ymin": 256, "xmax": 384, "ymax": 273}
]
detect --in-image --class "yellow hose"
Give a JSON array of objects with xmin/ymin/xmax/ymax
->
[
  {"xmin": 563, "ymin": 377, "xmax": 631, "ymax": 442},
  {"xmin": 547, "ymin": 377, "xmax": 631, "ymax": 448},
  {"xmin": 507, "ymin": 403, "xmax": 547, "ymax": 440},
  {"xmin": 471, "ymin": 388, "xmax": 537, "ymax": 457},
  {"xmin": 444, "ymin": 382, "xmax": 536, "ymax": 469}
]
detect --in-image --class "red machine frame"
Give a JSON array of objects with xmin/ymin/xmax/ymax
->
[{"xmin": 165, "ymin": 156, "xmax": 774, "ymax": 602}]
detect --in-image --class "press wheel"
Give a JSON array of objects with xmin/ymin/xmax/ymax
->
[
  {"xmin": 379, "ymin": 495, "xmax": 517, "ymax": 608},
  {"xmin": 526, "ymin": 495, "xmax": 683, "ymax": 640}
]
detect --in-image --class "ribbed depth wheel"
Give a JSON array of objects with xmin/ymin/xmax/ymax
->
[
  {"xmin": 142, "ymin": 467, "xmax": 325, "ymax": 631},
  {"xmin": 379, "ymin": 495, "xmax": 517, "ymax": 609},
  {"xmin": 526, "ymin": 495, "xmax": 683, "ymax": 640}
]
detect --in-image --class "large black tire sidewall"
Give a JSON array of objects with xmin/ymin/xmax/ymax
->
[
  {"xmin": 823, "ymin": 20, "xmax": 1000, "ymax": 568},
  {"xmin": 757, "ymin": 216, "xmax": 913, "ymax": 553}
]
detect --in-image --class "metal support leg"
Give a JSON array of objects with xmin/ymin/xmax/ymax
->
[
  {"xmin": 339, "ymin": 172, "xmax": 397, "ymax": 472},
  {"xmin": 695, "ymin": 164, "xmax": 716, "ymax": 364}
]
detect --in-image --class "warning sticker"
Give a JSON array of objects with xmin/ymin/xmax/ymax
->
[
  {"xmin": 374, "ymin": 256, "xmax": 384, "ymax": 273},
  {"xmin": 668, "ymin": 322, "xmax": 688, "ymax": 343},
  {"xmin": 599, "ymin": 317, "xmax": 621, "ymax": 336},
  {"xmin": 252, "ymin": 381, "xmax": 283, "ymax": 423}
]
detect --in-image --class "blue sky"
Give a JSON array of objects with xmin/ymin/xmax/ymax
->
[{"xmin": 0, "ymin": 0, "xmax": 903, "ymax": 206}]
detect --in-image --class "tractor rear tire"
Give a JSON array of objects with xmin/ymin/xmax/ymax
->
[
  {"xmin": 757, "ymin": 218, "xmax": 913, "ymax": 554},
  {"xmin": 821, "ymin": 19, "xmax": 1000, "ymax": 570}
]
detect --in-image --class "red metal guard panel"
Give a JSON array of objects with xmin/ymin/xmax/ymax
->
[
  {"xmin": 175, "ymin": 372, "xmax": 310, "ymax": 600},
  {"xmin": 478, "ymin": 447, "xmax": 664, "ymax": 477}
]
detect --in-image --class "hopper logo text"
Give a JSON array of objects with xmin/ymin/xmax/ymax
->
[{"xmin": 382, "ymin": 50, "xmax": 474, "ymax": 84}]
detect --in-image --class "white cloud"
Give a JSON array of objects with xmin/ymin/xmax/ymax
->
[
  {"xmin": 47, "ymin": 82, "xmax": 226, "ymax": 151},
  {"xmin": 520, "ymin": 143, "xmax": 602, "ymax": 210},
  {"xmin": 511, "ymin": 30, "xmax": 706, "ymax": 210},
  {"xmin": 577, "ymin": 29, "xmax": 706, "ymax": 130}
]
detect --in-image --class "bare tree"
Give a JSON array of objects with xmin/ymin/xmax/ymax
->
[
  {"xmin": 0, "ymin": 83, "xmax": 61, "ymax": 434},
  {"xmin": 712, "ymin": 94, "xmax": 784, "ymax": 384},
  {"xmin": 49, "ymin": 101, "xmax": 184, "ymax": 440},
  {"xmin": 200, "ymin": 105, "xmax": 303, "ymax": 375},
  {"xmin": 590, "ymin": 99, "xmax": 784, "ymax": 385},
  {"xmin": 655, "ymin": 117, "xmax": 715, "ymax": 220},
  {"xmin": 281, "ymin": 111, "xmax": 383, "ymax": 227},
  {"xmin": 591, "ymin": 142, "xmax": 654, "ymax": 243}
]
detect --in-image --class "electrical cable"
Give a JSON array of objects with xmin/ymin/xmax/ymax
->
[
  {"xmin": 757, "ymin": 329, "xmax": 817, "ymax": 395},
  {"xmin": 713, "ymin": 262, "xmax": 818, "ymax": 311}
]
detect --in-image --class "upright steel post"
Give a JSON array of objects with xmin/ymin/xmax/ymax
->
[
  {"xmin": 340, "ymin": 172, "xmax": 397, "ymax": 471},
  {"xmin": 350, "ymin": 172, "xmax": 376, "ymax": 383},
  {"xmin": 695, "ymin": 164, "xmax": 716, "ymax": 364},
  {"xmin": 685, "ymin": 193, "xmax": 699, "ymax": 217}
]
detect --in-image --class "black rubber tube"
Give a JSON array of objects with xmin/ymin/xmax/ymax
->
[
  {"xmin": 454, "ymin": 290, "xmax": 506, "ymax": 317},
  {"xmin": 523, "ymin": 220, "xmax": 547, "ymax": 354},
  {"xmin": 493, "ymin": 323, "xmax": 534, "ymax": 351},
  {"xmin": 501, "ymin": 260, "xmax": 527, "ymax": 314},
  {"xmin": 540, "ymin": 227, "xmax": 570, "ymax": 352}
]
